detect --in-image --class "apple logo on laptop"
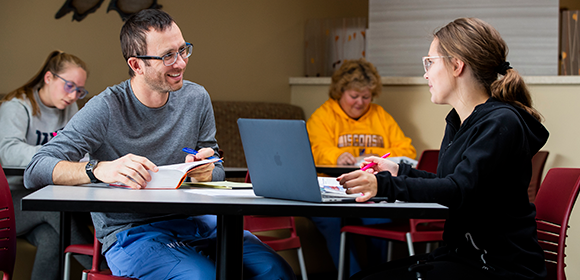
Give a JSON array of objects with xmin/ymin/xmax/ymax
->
[{"xmin": 274, "ymin": 153, "xmax": 282, "ymax": 166}]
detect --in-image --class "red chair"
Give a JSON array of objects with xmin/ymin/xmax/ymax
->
[
  {"xmin": 535, "ymin": 168, "xmax": 580, "ymax": 280},
  {"xmin": 82, "ymin": 235, "xmax": 136, "ymax": 280},
  {"xmin": 415, "ymin": 149, "xmax": 439, "ymax": 174},
  {"xmin": 0, "ymin": 165, "xmax": 16, "ymax": 280},
  {"xmin": 64, "ymin": 232, "xmax": 135, "ymax": 280},
  {"xmin": 243, "ymin": 216, "xmax": 308, "ymax": 279},
  {"xmin": 65, "ymin": 233, "xmax": 136, "ymax": 280},
  {"xmin": 64, "ymin": 242, "xmax": 94, "ymax": 280},
  {"xmin": 244, "ymin": 172, "xmax": 308, "ymax": 280},
  {"xmin": 528, "ymin": 151, "xmax": 549, "ymax": 203},
  {"xmin": 337, "ymin": 150, "xmax": 445, "ymax": 279}
]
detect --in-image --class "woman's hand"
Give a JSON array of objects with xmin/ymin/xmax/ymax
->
[
  {"xmin": 338, "ymin": 170, "xmax": 378, "ymax": 202},
  {"xmin": 360, "ymin": 156, "xmax": 399, "ymax": 176},
  {"xmin": 337, "ymin": 152, "xmax": 356, "ymax": 165}
]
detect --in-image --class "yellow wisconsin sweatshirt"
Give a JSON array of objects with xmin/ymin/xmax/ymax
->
[{"xmin": 306, "ymin": 98, "xmax": 416, "ymax": 165}]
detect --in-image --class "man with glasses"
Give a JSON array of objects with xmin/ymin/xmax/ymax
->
[{"xmin": 25, "ymin": 9, "xmax": 295, "ymax": 280}]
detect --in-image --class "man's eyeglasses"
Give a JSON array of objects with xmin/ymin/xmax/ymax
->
[
  {"xmin": 133, "ymin": 42, "xmax": 193, "ymax": 67},
  {"xmin": 51, "ymin": 72, "xmax": 88, "ymax": 99},
  {"xmin": 422, "ymin": 56, "xmax": 451, "ymax": 73}
]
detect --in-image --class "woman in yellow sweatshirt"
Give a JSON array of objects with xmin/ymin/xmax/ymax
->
[
  {"xmin": 306, "ymin": 59, "xmax": 416, "ymax": 166},
  {"xmin": 306, "ymin": 58, "xmax": 417, "ymax": 276}
]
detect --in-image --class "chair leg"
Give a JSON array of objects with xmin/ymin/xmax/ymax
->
[
  {"xmin": 387, "ymin": 240, "xmax": 393, "ymax": 262},
  {"xmin": 296, "ymin": 247, "xmax": 308, "ymax": 280},
  {"xmin": 337, "ymin": 231, "xmax": 348, "ymax": 280},
  {"xmin": 425, "ymin": 242, "xmax": 432, "ymax": 254},
  {"xmin": 405, "ymin": 232, "xmax": 415, "ymax": 256},
  {"xmin": 64, "ymin": 252, "xmax": 72, "ymax": 280}
]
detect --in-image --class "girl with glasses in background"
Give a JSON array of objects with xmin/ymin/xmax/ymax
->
[{"xmin": 0, "ymin": 50, "xmax": 93, "ymax": 280}]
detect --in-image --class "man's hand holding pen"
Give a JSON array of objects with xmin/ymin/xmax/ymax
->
[{"xmin": 183, "ymin": 147, "xmax": 217, "ymax": 182}]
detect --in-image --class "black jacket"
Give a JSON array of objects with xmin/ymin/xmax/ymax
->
[{"xmin": 376, "ymin": 98, "xmax": 549, "ymax": 280}]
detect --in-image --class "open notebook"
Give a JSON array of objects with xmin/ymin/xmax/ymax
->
[{"xmin": 109, "ymin": 159, "xmax": 220, "ymax": 189}]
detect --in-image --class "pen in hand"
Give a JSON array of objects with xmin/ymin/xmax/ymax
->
[
  {"xmin": 360, "ymin": 152, "xmax": 391, "ymax": 171},
  {"xmin": 182, "ymin": 147, "xmax": 222, "ymax": 162}
]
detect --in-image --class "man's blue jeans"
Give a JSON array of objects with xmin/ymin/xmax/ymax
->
[{"xmin": 105, "ymin": 215, "xmax": 296, "ymax": 280}]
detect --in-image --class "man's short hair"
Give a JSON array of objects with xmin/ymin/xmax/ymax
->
[{"xmin": 121, "ymin": 9, "xmax": 175, "ymax": 77}]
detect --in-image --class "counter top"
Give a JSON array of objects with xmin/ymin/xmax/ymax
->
[{"xmin": 290, "ymin": 76, "xmax": 580, "ymax": 85}]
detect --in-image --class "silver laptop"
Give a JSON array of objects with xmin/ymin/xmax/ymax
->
[{"xmin": 237, "ymin": 118, "xmax": 362, "ymax": 203}]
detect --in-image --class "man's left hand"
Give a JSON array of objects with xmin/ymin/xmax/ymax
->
[{"xmin": 185, "ymin": 147, "xmax": 216, "ymax": 182}]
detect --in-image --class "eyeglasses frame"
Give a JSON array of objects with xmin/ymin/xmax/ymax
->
[
  {"xmin": 422, "ymin": 56, "xmax": 452, "ymax": 73},
  {"xmin": 133, "ymin": 42, "xmax": 193, "ymax": 67},
  {"xmin": 50, "ymin": 71, "xmax": 88, "ymax": 99}
]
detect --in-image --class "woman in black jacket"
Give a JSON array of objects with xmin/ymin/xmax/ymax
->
[{"xmin": 339, "ymin": 18, "xmax": 549, "ymax": 280}]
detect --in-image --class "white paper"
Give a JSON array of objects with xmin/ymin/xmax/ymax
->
[{"xmin": 184, "ymin": 189, "xmax": 258, "ymax": 198}]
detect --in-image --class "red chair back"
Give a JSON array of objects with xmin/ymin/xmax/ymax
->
[
  {"xmin": 416, "ymin": 149, "xmax": 439, "ymax": 174},
  {"xmin": 0, "ymin": 165, "xmax": 16, "ymax": 280},
  {"xmin": 412, "ymin": 150, "xmax": 444, "ymax": 230},
  {"xmin": 528, "ymin": 151, "xmax": 549, "ymax": 203},
  {"xmin": 243, "ymin": 171, "xmax": 308, "ymax": 277},
  {"xmin": 244, "ymin": 215, "xmax": 295, "ymax": 232},
  {"xmin": 243, "ymin": 216, "xmax": 302, "ymax": 252},
  {"xmin": 409, "ymin": 219, "xmax": 445, "ymax": 233},
  {"xmin": 243, "ymin": 172, "xmax": 302, "ymax": 251},
  {"xmin": 535, "ymin": 168, "xmax": 580, "ymax": 280},
  {"xmin": 84, "ymin": 234, "xmax": 137, "ymax": 279}
]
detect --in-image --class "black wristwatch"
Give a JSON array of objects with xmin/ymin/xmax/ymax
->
[{"xmin": 85, "ymin": 159, "xmax": 101, "ymax": 183}]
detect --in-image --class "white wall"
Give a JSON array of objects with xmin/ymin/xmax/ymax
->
[{"xmin": 367, "ymin": 0, "xmax": 559, "ymax": 76}]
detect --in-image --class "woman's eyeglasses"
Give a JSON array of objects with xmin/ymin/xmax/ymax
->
[
  {"xmin": 422, "ymin": 56, "xmax": 451, "ymax": 73},
  {"xmin": 51, "ymin": 72, "xmax": 88, "ymax": 99}
]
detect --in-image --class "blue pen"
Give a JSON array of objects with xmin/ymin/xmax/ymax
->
[{"xmin": 182, "ymin": 147, "xmax": 222, "ymax": 162}]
